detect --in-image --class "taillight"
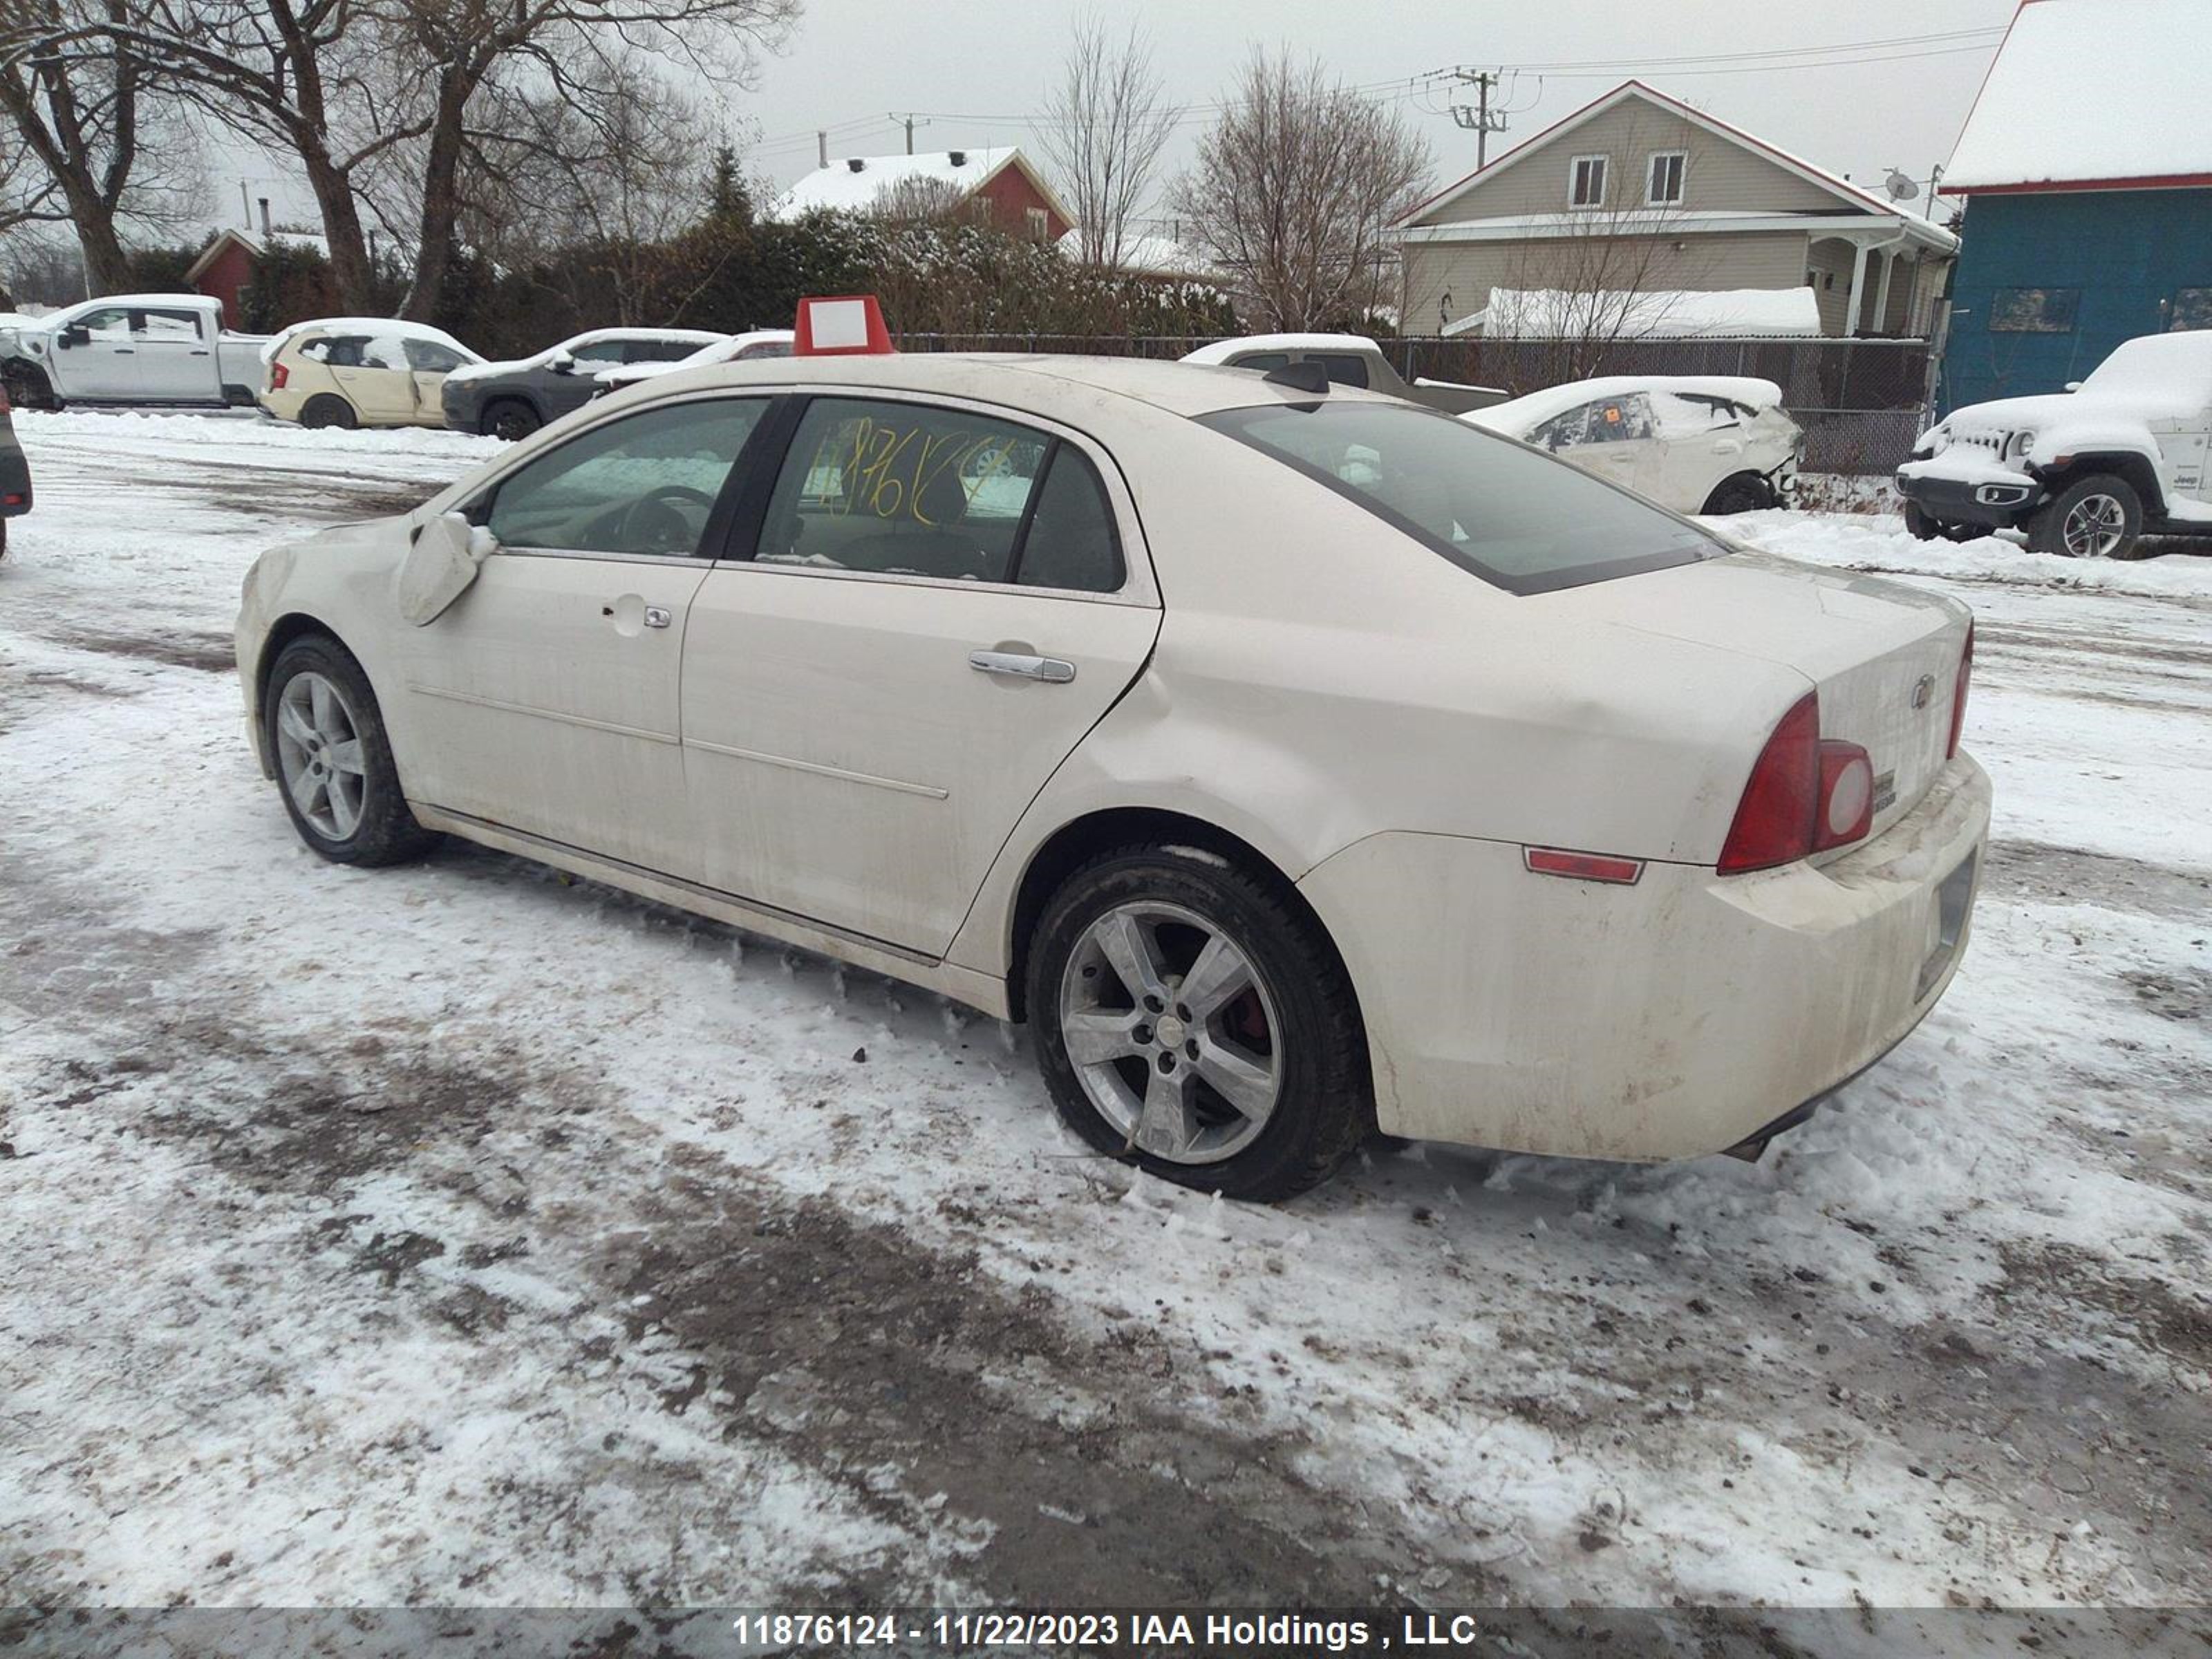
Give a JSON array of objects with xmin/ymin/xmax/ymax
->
[
  {"xmin": 1718, "ymin": 693, "xmax": 1877, "ymax": 874},
  {"xmin": 1718, "ymin": 693, "xmax": 1820, "ymax": 873},
  {"xmin": 1947, "ymin": 621, "xmax": 1973, "ymax": 758},
  {"xmin": 270, "ymin": 362, "xmax": 289, "ymax": 391}
]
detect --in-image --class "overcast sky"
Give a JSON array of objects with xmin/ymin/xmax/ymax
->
[
  {"xmin": 215, "ymin": 0, "xmax": 2021, "ymax": 236},
  {"xmin": 741, "ymin": 0, "xmax": 2018, "ymax": 216}
]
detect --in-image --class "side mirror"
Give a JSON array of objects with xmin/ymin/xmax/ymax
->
[
  {"xmin": 397, "ymin": 510, "xmax": 497, "ymax": 625},
  {"xmin": 2063, "ymin": 381, "xmax": 2083, "ymax": 393},
  {"xmin": 58, "ymin": 324, "xmax": 88, "ymax": 347},
  {"xmin": 546, "ymin": 350, "xmax": 576, "ymax": 374}
]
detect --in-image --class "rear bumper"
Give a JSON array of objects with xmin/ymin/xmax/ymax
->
[
  {"xmin": 1895, "ymin": 459, "xmax": 2042, "ymax": 527},
  {"xmin": 1298, "ymin": 755, "xmax": 1992, "ymax": 1160},
  {"xmin": 0, "ymin": 446, "xmax": 30, "ymax": 514}
]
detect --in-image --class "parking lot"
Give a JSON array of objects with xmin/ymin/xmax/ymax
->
[{"xmin": 2, "ymin": 409, "xmax": 2209, "ymax": 1612}]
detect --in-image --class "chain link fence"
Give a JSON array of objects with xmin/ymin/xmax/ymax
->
[{"xmin": 893, "ymin": 332, "xmax": 1932, "ymax": 476}]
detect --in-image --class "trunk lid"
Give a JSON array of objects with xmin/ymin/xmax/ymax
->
[{"xmin": 1548, "ymin": 550, "xmax": 1971, "ymax": 847}]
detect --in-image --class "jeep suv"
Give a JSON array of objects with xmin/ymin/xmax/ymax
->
[{"xmin": 1897, "ymin": 332, "xmax": 2212, "ymax": 559}]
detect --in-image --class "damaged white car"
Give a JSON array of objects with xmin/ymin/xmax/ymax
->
[
  {"xmin": 236, "ymin": 308, "xmax": 1987, "ymax": 1200},
  {"xmin": 1466, "ymin": 375, "xmax": 1803, "ymax": 515},
  {"xmin": 1897, "ymin": 331, "xmax": 2212, "ymax": 558}
]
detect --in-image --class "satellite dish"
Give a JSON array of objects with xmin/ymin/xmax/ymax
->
[{"xmin": 1884, "ymin": 169, "xmax": 1920, "ymax": 202}]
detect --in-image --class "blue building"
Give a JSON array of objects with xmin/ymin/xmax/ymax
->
[{"xmin": 1936, "ymin": 0, "xmax": 2212, "ymax": 412}]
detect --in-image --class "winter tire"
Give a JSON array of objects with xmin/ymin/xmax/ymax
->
[
  {"xmin": 483, "ymin": 400, "xmax": 541, "ymax": 442},
  {"xmin": 1700, "ymin": 472, "xmax": 1772, "ymax": 515},
  {"xmin": 1027, "ymin": 844, "xmax": 1371, "ymax": 1201},
  {"xmin": 299, "ymin": 393, "xmax": 359, "ymax": 431},
  {"xmin": 2029, "ymin": 473, "xmax": 2143, "ymax": 559},
  {"xmin": 264, "ymin": 635, "xmax": 437, "ymax": 867}
]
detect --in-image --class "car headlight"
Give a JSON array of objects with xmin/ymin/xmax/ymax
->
[{"xmin": 2003, "ymin": 429, "xmax": 2035, "ymax": 463}]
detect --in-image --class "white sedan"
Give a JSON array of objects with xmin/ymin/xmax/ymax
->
[
  {"xmin": 235, "ymin": 318, "xmax": 1987, "ymax": 1200},
  {"xmin": 1467, "ymin": 375, "xmax": 1803, "ymax": 515}
]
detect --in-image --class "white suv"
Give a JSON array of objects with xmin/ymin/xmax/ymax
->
[{"xmin": 1897, "ymin": 332, "xmax": 2212, "ymax": 558}]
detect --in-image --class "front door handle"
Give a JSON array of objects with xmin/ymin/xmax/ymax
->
[{"xmin": 969, "ymin": 649, "xmax": 1076, "ymax": 683}]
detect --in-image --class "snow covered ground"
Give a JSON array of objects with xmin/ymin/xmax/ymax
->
[{"xmin": 2, "ymin": 413, "xmax": 2209, "ymax": 1637}]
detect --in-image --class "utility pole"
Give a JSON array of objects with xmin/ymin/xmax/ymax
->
[
  {"xmin": 1447, "ymin": 68, "xmax": 1509, "ymax": 167},
  {"xmin": 890, "ymin": 113, "xmax": 929, "ymax": 155}
]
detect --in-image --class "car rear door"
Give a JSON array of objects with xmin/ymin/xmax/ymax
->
[
  {"xmin": 679, "ymin": 392, "xmax": 1161, "ymax": 956},
  {"xmin": 328, "ymin": 337, "xmax": 418, "ymax": 423},
  {"xmin": 131, "ymin": 306, "xmax": 218, "ymax": 400},
  {"xmin": 390, "ymin": 394, "xmax": 776, "ymax": 872}
]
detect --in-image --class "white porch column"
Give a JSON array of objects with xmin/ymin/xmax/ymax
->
[
  {"xmin": 1872, "ymin": 250, "xmax": 1897, "ymax": 337},
  {"xmin": 1844, "ymin": 238, "xmax": 1871, "ymax": 336}
]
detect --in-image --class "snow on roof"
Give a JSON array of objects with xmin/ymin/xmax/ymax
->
[
  {"xmin": 2073, "ymin": 330, "xmax": 2212, "ymax": 415},
  {"xmin": 1179, "ymin": 333, "xmax": 1380, "ymax": 365},
  {"xmin": 1942, "ymin": 0, "xmax": 2212, "ymax": 191},
  {"xmin": 1450, "ymin": 287, "xmax": 1824, "ymax": 340},
  {"xmin": 443, "ymin": 327, "xmax": 726, "ymax": 384},
  {"xmin": 1468, "ymin": 375, "xmax": 1786, "ymax": 435},
  {"xmin": 259, "ymin": 316, "xmax": 481, "ymax": 366},
  {"xmin": 773, "ymin": 147, "xmax": 1036, "ymax": 221}
]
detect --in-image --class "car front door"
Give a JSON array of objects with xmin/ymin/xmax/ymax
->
[
  {"xmin": 53, "ymin": 306, "xmax": 142, "ymax": 398},
  {"xmin": 541, "ymin": 339, "xmax": 629, "ymax": 422},
  {"xmin": 390, "ymin": 394, "xmax": 774, "ymax": 871},
  {"xmin": 131, "ymin": 307, "xmax": 216, "ymax": 400},
  {"xmin": 680, "ymin": 393, "xmax": 1161, "ymax": 956},
  {"xmin": 404, "ymin": 338, "xmax": 471, "ymax": 423}
]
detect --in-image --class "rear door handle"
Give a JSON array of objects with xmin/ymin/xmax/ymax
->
[
  {"xmin": 644, "ymin": 606, "xmax": 673, "ymax": 629},
  {"xmin": 969, "ymin": 649, "xmax": 1075, "ymax": 683}
]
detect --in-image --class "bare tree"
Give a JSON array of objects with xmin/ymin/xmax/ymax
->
[
  {"xmin": 0, "ymin": 0, "xmax": 203, "ymax": 293},
  {"xmin": 1172, "ymin": 50, "xmax": 1430, "ymax": 332},
  {"xmin": 1038, "ymin": 10, "xmax": 1172, "ymax": 270}
]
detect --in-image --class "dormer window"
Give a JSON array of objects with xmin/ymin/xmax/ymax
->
[
  {"xmin": 1647, "ymin": 150, "xmax": 1687, "ymax": 206},
  {"xmin": 1569, "ymin": 154, "xmax": 1608, "ymax": 209}
]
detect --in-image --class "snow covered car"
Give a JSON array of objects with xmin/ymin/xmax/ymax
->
[
  {"xmin": 235, "ymin": 317, "xmax": 1987, "ymax": 1201},
  {"xmin": 591, "ymin": 329, "xmax": 795, "ymax": 397},
  {"xmin": 440, "ymin": 328, "xmax": 724, "ymax": 439},
  {"xmin": 0, "ymin": 378, "xmax": 28, "ymax": 560},
  {"xmin": 1466, "ymin": 376, "xmax": 1802, "ymax": 515},
  {"xmin": 0, "ymin": 294, "xmax": 268, "ymax": 410},
  {"xmin": 1181, "ymin": 333, "xmax": 1507, "ymax": 413},
  {"xmin": 258, "ymin": 318, "xmax": 482, "ymax": 431},
  {"xmin": 1897, "ymin": 332, "xmax": 2212, "ymax": 558}
]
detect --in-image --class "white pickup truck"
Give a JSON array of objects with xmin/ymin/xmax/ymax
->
[{"xmin": 0, "ymin": 294, "xmax": 270, "ymax": 411}]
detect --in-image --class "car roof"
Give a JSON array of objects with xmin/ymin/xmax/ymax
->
[
  {"xmin": 1470, "ymin": 375, "xmax": 1785, "ymax": 432},
  {"xmin": 1180, "ymin": 333, "xmax": 1380, "ymax": 365},
  {"xmin": 617, "ymin": 350, "xmax": 1409, "ymax": 421}
]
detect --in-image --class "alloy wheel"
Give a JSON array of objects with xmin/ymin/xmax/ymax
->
[
  {"xmin": 1057, "ymin": 901, "xmax": 1282, "ymax": 1165},
  {"xmin": 2061, "ymin": 493, "xmax": 2128, "ymax": 557},
  {"xmin": 274, "ymin": 670, "xmax": 368, "ymax": 841}
]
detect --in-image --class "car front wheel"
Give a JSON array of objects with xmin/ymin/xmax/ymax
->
[
  {"xmin": 1027, "ymin": 845, "xmax": 1371, "ymax": 1201},
  {"xmin": 264, "ymin": 635, "xmax": 437, "ymax": 866},
  {"xmin": 482, "ymin": 400, "xmax": 541, "ymax": 441},
  {"xmin": 2029, "ymin": 473, "xmax": 2144, "ymax": 559}
]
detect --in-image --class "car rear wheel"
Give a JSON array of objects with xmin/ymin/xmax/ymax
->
[
  {"xmin": 1027, "ymin": 845, "xmax": 1371, "ymax": 1201},
  {"xmin": 1700, "ymin": 472, "xmax": 1772, "ymax": 515},
  {"xmin": 482, "ymin": 400, "xmax": 541, "ymax": 441},
  {"xmin": 2029, "ymin": 473, "xmax": 2143, "ymax": 559},
  {"xmin": 264, "ymin": 635, "xmax": 438, "ymax": 866},
  {"xmin": 299, "ymin": 393, "xmax": 358, "ymax": 431}
]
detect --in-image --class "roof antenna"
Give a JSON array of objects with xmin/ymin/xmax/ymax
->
[{"xmin": 1263, "ymin": 360, "xmax": 1330, "ymax": 395}]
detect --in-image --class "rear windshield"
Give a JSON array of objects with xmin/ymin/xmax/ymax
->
[{"xmin": 1199, "ymin": 401, "xmax": 1723, "ymax": 594}]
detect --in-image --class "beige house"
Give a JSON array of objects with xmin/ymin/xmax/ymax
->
[{"xmin": 1397, "ymin": 81, "xmax": 1958, "ymax": 340}]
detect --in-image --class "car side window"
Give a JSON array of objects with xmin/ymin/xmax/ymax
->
[
  {"xmin": 404, "ymin": 339, "xmax": 467, "ymax": 373},
  {"xmin": 1014, "ymin": 446, "xmax": 1124, "ymax": 594},
  {"xmin": 75, "ymin": 308, "xmax": 133, "ymax": 341},
  {"xmin": 566, "ymin": 339, "xmax": 628, "ymax": 366},
  {"xmin": 1311, "ymin": 353, "xmax": 1371, "ymax": 389},
  {"xmin": 1580, "ymin": 395, "xmax": 1655, "ymax": 443},
  {"xmin": 319, "ymin": 337, "xmax": 371, "ymax": 368},
  {"xmin": 626, "ymin": 339, "xmax": 706, "ymax": 364},
  {"xmin": 485, "ymin": 398, "xmax": 768, "ymax": 558},
  {"xmin": 1228, "ymin": 352, "xmax": 1289, "ymax": 372},
  {"xmin": 1531, "ymin": 407, "xmax": 1591, "ymax": 450},
  {"xmin": 135, "ymin": 309, "xmax": 203, "ymax": 341},
  {"xmin": 756, "ymin": 398, "xmax": 1052, "ymax": 583}
]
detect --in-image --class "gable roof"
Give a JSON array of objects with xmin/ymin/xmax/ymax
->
[
  {"xmin": 1398, "ymin": 79, "xmax": 1955, "ymax": 250},
  {"xmin": 771, "ymin": 146, "xmax": 1076, "ymax": 227},
  {"xmin": 1942, "ymin": 0, "xmax": 2212, "ymax": 193},
  {"xmin": 183, "ymin": 224, "xmax": 333, "ymax": 285}
]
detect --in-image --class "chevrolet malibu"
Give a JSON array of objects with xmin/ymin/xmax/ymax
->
[{"xmin": 235, "ymin": 337, "xmax": 1988, "ymax": 1200}]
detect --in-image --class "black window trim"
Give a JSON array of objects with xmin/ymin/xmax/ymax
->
[{"xmin": 1196, "ymin": 402, "xmax": 1721, "ymax": 598}]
